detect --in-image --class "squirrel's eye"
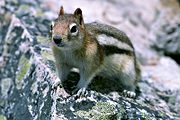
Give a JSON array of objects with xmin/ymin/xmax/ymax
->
[
  {"xmin": 70, "ymin": 26, "xmax": 77, "ymax": 33},
  {"xmin": 50, "ymin": 24, "xmax": 53, "ymax": 30},
  {"xmin": 50, "ymin": 25, "xmax": 53, "ymax": 33},
  {"xmin": 69, "ymin": 23, "xmax": 78, "ymax": 36},
  {"xmin": 50, "ymin": 21, "xmax": 54, "ymax": 31}
]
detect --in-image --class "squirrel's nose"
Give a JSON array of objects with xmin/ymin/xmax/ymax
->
[{"xmin": 53, "ymin": 35, "xmax": 62, "ymax": 44}]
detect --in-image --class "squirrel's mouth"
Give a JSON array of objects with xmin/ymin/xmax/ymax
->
[
  {"xmin": 52, "ymin": 40, "xmax": 66, "ymax": 47},
  {"xmin": 57, "ymin": 42, "xmax": 65, "ymax": 47}
]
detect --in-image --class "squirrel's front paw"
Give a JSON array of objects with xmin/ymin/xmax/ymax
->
[
  {"xmin": 52, "ymin": 77, "xmax": 62, "ymax": 90},
  {"xmin": 122, "ymin": 90, "xmax": 136, "ymax": 98},
  {"xmin": 72, "ymin": 87, "xmax": 87, "ymax": 98}
]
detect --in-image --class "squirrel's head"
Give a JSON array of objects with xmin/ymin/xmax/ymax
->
[{"xmin": 50, "ymin": 6, "xmax": 85, "ymax": 50}]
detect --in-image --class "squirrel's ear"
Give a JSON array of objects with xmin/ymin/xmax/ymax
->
[
  {"xmin": 74, "ymin": 8, "xmax": 82, "ymax": 16},
  {"xmin": 59, "ymin": 6, "xmax": 64, "ymax": 16},
  {"xmin": 74, "ymin": 8, "xmax": 84, "ymax": 28}
]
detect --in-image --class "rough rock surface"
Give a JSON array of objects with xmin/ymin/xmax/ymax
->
[
  {"xmin": 150, "ymin": 10, "xmax": 180, "ymax": 64},
  {"xmin": 0, "ymin": 0, "xmax": 180, "ymax": 120}
]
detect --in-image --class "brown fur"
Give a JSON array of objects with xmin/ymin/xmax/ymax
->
[
  {"xmin": 51, "ymin": 6, "xmax": 141, "ymax": 97},
  {"xmin": 59, "ymin": 6, "xmax": 64, "ymax": 16}
]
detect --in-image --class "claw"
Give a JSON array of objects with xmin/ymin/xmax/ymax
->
[
  {"xmin": 77, "ymin": 87, "xmax": 86, "ymax": 97},
  {"xmin": 123, "ymin": 90, "xmax": 136, "ymax": 98},
  {"xmin": 52, "ymin": 77, "xmax": 62, "ymax": 90},
  {"xmin": 72, "ymin": 87, "xmax": 87, "ymax": 98}
]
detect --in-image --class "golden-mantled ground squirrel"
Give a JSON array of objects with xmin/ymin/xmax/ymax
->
[{"xmin": 50, "ymin": 6, "xmax": 141, "ymax": 98}]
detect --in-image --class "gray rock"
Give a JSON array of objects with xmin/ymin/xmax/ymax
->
[{"xmin": 149, "ymin": 5, "xmax": 180, "ymax": 64}]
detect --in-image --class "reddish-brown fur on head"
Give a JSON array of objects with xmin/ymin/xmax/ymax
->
[
  {"xmin": 57, "ymin": 6, "xmax": 85, "ymax": 29},
  {"xmin": 51, "ymin": 7, "xmax": 86, "ymax": 50}
]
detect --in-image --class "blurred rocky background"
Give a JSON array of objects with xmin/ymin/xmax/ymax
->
[{"xmin": 0, "ymin": 0, "xmax": 180, "ymax": 119}]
